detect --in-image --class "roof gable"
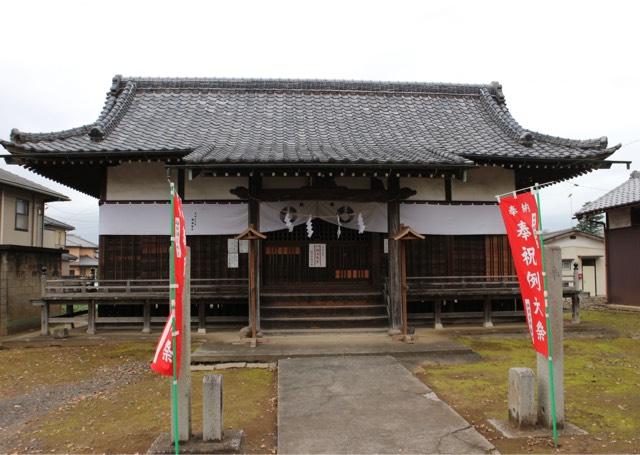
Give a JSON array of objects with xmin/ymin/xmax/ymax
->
[{"xmin": 2, "ymin": 77, "xmax": 618, "ymax": 168}]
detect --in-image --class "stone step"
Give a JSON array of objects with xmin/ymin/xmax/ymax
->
[
  {"xmin": 261, "ymin": 314, "xmax": 388, "ymax": 329},
  {"xmin": 262, "ymin": 304, "xmax": 386, "ymax": 318}
]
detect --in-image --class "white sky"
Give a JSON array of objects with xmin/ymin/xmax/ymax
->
[{"xmin": 1, "ymin": 0, "xmax": 638, "ymax": 242}]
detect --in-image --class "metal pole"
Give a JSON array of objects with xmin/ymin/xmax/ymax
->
[{"xmin": 534, "ymin": 184, "xmax": 559, "ymax": 447}]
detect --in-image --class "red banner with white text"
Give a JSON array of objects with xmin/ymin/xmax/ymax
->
[
  {"xmin": 498, "ymin": 192, "xmax": 549, "ymax": 358},
  {"xmin": 151, "ymin": 189, "xmax": 188, "ymax": 376}
]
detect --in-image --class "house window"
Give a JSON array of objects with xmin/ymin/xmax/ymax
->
[
  {"xmin": 562, "ymin": 259, "xmax": 573, "ymax": 271},
  {"xmin": 15, "ymin": 199, "xmax": 29, "ymax": 231}
]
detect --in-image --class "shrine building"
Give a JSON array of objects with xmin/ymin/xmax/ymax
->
[{"xmin": 1, "ymin": 77, "xmax": 622, "ymax": 333}]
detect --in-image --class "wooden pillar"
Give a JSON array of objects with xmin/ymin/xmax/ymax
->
[
  {"xmin": 387, "ymin": 176, "xmax": 402, "ymax": 333},
  {"xmin": 142, "ymin": 301, "xmax": 151, "ymax": 333},
  {"xmin": 248, "ymin": 237, "xmax": 257, "ymax": 339},
  {"xmin": 248, "ymin": 175, "xmax": 261, "ymax": 334},
  {"xmin": 41, "ymin": 301, "xmax": 49, "ymax": 336},
  {"xmin": 434, "ymin": 300, "xmax": 443, "ymax": 330},
  {"xmin": 571, "ymin": 294, "xmax": 580, "ymax": 324},
  {"xmin": 400, "ymin": 241, "xmax": 408, "ymax": 338},
  {"xmin": 483, "ymin": 297, "xmax": 493, "ymax": 328},
  {"xmin": 66, "ymin": 304, "xmax": 75, "ymax": 329},
  {"xmin": 198, "ymin": 302, "xmax": 207, "ymax": 333},
  {"xmin": 87, "ymin": 300, "xmax": 96, "ymax": 335}
]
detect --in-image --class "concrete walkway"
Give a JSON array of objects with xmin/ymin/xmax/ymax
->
[{"xmin": 278, "ymin": 356, "xmax": 495, "ymax": 454}]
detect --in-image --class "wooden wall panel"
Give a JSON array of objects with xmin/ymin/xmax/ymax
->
[
  {"xmin": 606, "ymin": 226, "xmax": 640, "ymax": 306},
  {"xmin": 485, "ymin": 235, "xmax": 515, "ymax": 277},
  {"xmin": 99, "ymin": 235, "xmax": 248, "ymax": 280},
  {"xmin": 406, "ymin": 234, "xmax": 511, "ymax": 277}
]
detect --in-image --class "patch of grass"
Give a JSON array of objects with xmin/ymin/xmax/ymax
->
[
  {"xmin": 418, "ymin": 309, "xmax": 640, "ymax": 453},
  {"xmin": 32, "ymin": 368, "xmax": 276, "ymax": 454},
  {"xmin": 0, "ymin": 345, "xmax": 132, "ymax": 397}
]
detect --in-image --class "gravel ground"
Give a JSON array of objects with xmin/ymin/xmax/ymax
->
[{"xmin": 0, "ymin": 360, "xmax": 148, "ymax": 453}]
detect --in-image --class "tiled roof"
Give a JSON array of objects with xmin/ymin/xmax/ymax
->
[
  {"xmin": 44, "ymin": 215, "xmax": 75, "ymax": 231},
  {"xmin": 2, "ymin": 76, "xmax": 618, "ymax": 166},
  {"xmin": 0, "ymin": 167, "xmax": 69, "ymax": 201},
  {"xmin": 577, "ymin": 171, "xmax": 640, "ymax": 215},
  {"xmin": 544, "ymin": 228, "xmax": 603, "ymax": 241},
  {"xmin": 75, "ymin": 255, "xmax": 99, "ymax": 267},
  {"xmin": 66, "ymin": 234, "xmax": 98, "ymax": 249}
]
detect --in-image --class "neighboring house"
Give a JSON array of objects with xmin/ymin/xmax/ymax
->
[
  {"xmin": 576, "ymin": 171, "xmax": 640, "ymax": 307},
  {"xmin": 544, "ymin": 228, "xmax": 606, "ymax": 297},
  {"xmin": 0, "ymin": 167, "xmax": 69, "ymax": 335},
  {"xmin": 65, "ymin": 234, "xmax": 98, "ymax": 277},
  {"xmin": 44, "ymin": 215, "xmax": 76, "ymax": 275},
  {"xmin": 1, "ymin": 76, "xmax": 622, "ymax": 331}
]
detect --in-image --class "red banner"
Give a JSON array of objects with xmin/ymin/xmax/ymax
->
[
  {"xmin": 498, "ymin": 192, "xmax": 549, "ymax": 358},
  {"xmin": 151, "ymin": 189, "xmax": 188, "ymax": 376}
]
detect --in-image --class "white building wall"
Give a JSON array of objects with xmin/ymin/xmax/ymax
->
[
  {"xmin": 452, "ymin": 167, "xmax": 515, "ymax": 201},
  {"xmin": 400, "ymin": 178, "xmax": 445, "ymax": 200},
  {"xmin": 186, "ymin": 176, "xmax": 247, "ymax": 200},
  {"xmin": 607, "ymin": 207, "xmax": 631, "ymax": 230},
  {"xmin": 106, "ymin": 162, "xmax": 171, "ymax": 200},
  {"xmin": 545, "ymin": 234, "xmax": 606, "ymax": 296}
]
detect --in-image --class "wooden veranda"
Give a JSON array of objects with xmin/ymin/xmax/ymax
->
[{"xmin": 33, "ymin": 272, "xmax": 584, "ymax": 335}]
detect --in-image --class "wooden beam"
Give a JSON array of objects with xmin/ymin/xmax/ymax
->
[
  {"xmin": 230, "ymin": 185, "xmax": 416, "ymax": 202},
  {"xmin": 245, "ymin": 176, "xmax": 262, "ymax": 340},
  {"xmin": 87, "ymin": 301, "xmax": 96, "ymax": 335}
]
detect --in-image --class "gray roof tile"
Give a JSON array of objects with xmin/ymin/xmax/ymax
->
[
  {"xmin": 66, "ymin": 234, "xmax": 98, "ymax": 248},
  {"xmin": 577, "ymin": 171, "xmax": 640, "ymax": 215},
  {"xmin": 2, "ymin": 77, "xmax": 617, "ymax": 166}
]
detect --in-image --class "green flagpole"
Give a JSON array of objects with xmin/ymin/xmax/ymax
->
[
  {"xmin": 169, "ymin": 182, "xmax": 179, "ymax": 455},
  {"xmin": 534, "ymin": 183, "xmax": 559, "ymax": 447}
]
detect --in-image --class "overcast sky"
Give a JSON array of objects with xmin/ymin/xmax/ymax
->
[{"xmin": 1, "ymin": 0, "xmax": 638, "ymax": 242}]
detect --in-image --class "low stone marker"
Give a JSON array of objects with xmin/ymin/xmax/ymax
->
[
  {"xmin": 51, "ymin": 327, "xmax": 69, "ymax": 339},
  {"xmin": 508, "ymin": 367, "xmax": 536, "ymax": 428},
  {"xmin": 203, "ymin": 375, "xmax": 223, "ymax": 442}
]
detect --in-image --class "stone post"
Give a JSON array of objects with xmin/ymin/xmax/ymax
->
[
  {"xmin": 537, "ymin": 246, "xmax": 564, "ymax": 428},
  {"xmin": 203, "ymin": 374, "xmax": 223, "ymax": 441},
  {"xmin": 172, "ymin": 249, "xmax": 192, "ymax": 442},
  {"xmin": 508, "ymin": 367, "xmax": 536, "ymax": 428}
]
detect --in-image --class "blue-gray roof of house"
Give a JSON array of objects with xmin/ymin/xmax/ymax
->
[{"xmin": 0, "ymin": 167, "xmax": 69, "ymax": 201}]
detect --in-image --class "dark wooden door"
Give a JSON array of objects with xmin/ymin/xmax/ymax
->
[{"xmin": 262, "ymin": 219, "xmax": 375, "ymax": 288}]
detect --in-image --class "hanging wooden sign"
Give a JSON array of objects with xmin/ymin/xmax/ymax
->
[{"xmin": 308, "ymin": 243, "xmax": 326, "ymax": 268}]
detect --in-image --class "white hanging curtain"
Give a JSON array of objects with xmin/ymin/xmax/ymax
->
[
  {"xmin": 399, "ymin": 204, "xmax": 505, "ymax": 235},
  {"xmin": 99, "ymin": 202, "xmax": 248, "ymax": 235}
]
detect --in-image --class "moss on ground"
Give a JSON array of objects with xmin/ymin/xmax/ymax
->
[
  {"xmin": 0, "ymin": 343, "xmax": 149, "ymax": 397},
  {"xmin": 417, "ymin": 309, "xmax": 640, "ymax": 453},
  {"xmin": 30, "ymin": 368, "xmax": 276, "ymax": 454}
]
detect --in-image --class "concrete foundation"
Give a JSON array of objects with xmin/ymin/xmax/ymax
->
[{"xmin": 148, "ymin": 430, "xmax": 244, "ymax": 454}]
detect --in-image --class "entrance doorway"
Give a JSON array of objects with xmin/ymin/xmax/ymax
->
[
  {"xmin": 262, "ymin": 219, "xmax": 381, "ymax": 290},
  {"xmin": 582, "ymin": 258, "xmax": 597, "ymax": 296}
]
